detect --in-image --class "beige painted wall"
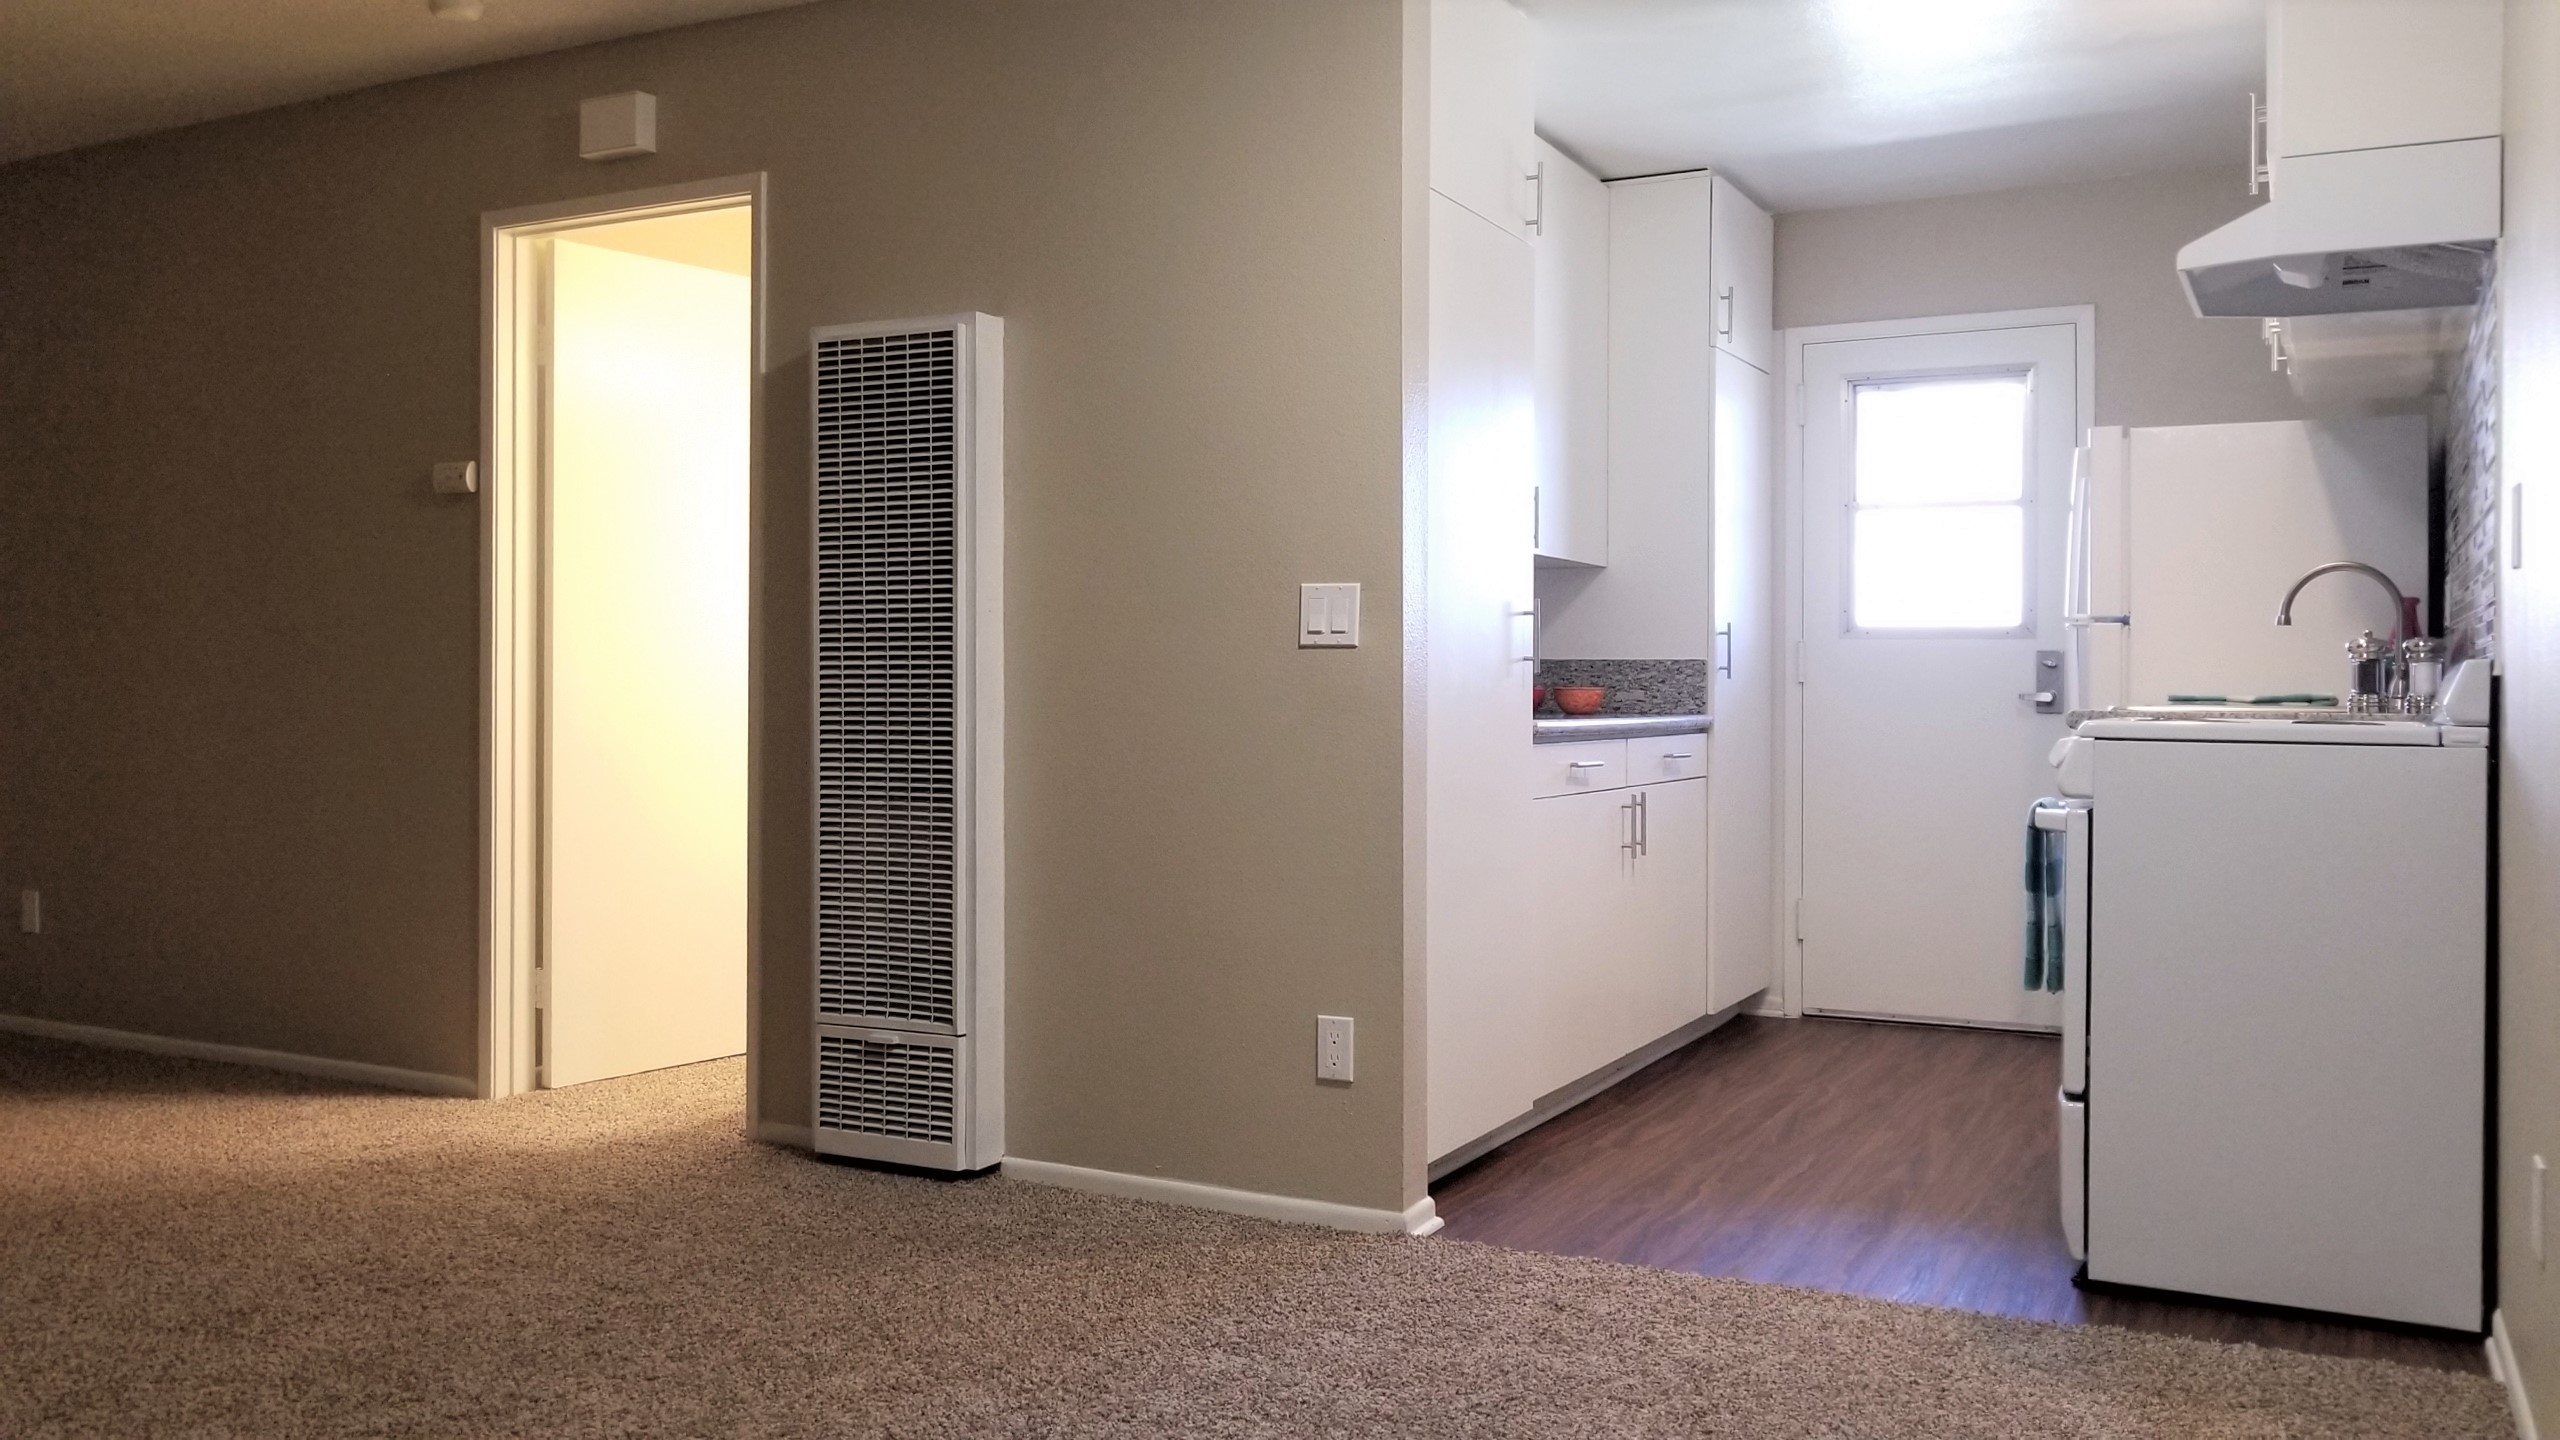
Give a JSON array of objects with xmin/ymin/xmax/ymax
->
[
  {"xmin": 0, "ymin": 0, "xmax": 1414, "ymax": 1210},
  {"xmin": 1775, "ymin": 166, "xmax": 2337, "ymax": 430},
  {"xmin": 2499, "ymin": 0, "xmax": 2560, "ymax": 1411}
]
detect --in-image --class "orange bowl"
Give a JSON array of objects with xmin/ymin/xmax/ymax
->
[
  {"xmin": 1554, "ymin": 686, "xmax": 1606, "ymax": 716},
  {"xmin": 1532, "ymin": 685, "xmax": 1548, "ymax": 711}
]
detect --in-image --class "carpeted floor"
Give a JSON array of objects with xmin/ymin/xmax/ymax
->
[{"xmin": 0, "ymin": 1034, "xmax": 2514, "ymax": 1438}]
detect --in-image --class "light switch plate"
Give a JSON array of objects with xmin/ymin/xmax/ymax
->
[{"xmin": 1298, "ymin": 583, "xmax": 1359, "ymax": 648}]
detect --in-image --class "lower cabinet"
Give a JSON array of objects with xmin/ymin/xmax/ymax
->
[{"xmin": 1529, "ymin": 775, "xmax": 1709, "ymax": 1098}]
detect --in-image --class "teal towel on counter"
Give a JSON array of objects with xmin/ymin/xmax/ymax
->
[{"xmin": 2022, "ymin": 802, "xmax": 2065, "ymax": 993}]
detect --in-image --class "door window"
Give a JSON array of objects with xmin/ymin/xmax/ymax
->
[{"xmin": 1847, "ymin": 375, "xmax": 2032, "ymax": 633}]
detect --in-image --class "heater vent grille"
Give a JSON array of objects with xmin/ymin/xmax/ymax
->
[
  {"xmin": 815, "ymin": 1033, "xmax": 957, "ymax": 1145},
  {"xmin": 813, "ymin": 327, "xmax": 961, "ymax": 1029}
]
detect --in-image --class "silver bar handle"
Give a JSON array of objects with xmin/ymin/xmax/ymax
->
[
  {"xmin": 1716, "ymin": 623, "xmax": 1734, "ymax": 679},
  {"xmin": 1569, "ymin": 760, "xmax": 1608, "ymax": 769},
  {"xmin": 1621, "ymin": 797, "xmax": 1639, "ymax": 854},
  {"xmin": 1717, "ymin": 287, "xmax": 1735, "ymax": 340},
  {"xmin": 2248, "ymin": 92, "xmax": 2266, "ymax": 195},
  {"xmin": 1638, "ymin": 790, "xmax": 1649, "ymax": 855},
  {"xmin": 2063, "ymin": 614, "xmax": 2131, "ymax": 627}
]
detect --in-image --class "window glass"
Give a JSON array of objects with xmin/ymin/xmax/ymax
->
[{"xmin": 1849, "ymin": 376, "xmax": 2030, "ymax": 631}]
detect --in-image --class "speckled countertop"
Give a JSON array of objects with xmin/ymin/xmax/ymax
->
[
  {"xmin": 1534, "ymin": 713, "xmax": 1712, "ymax": 744},
  {"xmin": 1534, "ymin": 658, "xmax": 1712, "ymax": 743}
]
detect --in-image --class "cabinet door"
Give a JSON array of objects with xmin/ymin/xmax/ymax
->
[
  {"xmin": 1708, "ymin": 174, "xmax": 1774, "ymax": 375},
  {"xmin": 1533, "ymin": 137, "xmax": 1609, "ymax": 568},
  {"xmin": 1530, "ymin": 785, "xmax": 1646, "ymax": 1095},
  {"xmin": 1706, "ymin": 351, "xmax": 1777, "ymax": 1014},
  {"xmin": 2267, "ymin": 0, "xmax": 2502, "ymax": 164},
  {"xmin": 1424, "ymin": 191, "xmax": 1541, "ymax": 1162},
  {"xmin": 1532, "ymin": 782, "xmax": 1709, "ymax": 1094},
  {"xmin": 1626, "ymin": 779, "xmax": 1712, "ymax": 1043},
  {"xmin": 1429, "ymin": 0, "xmax": 1534, "ymax": 240}
]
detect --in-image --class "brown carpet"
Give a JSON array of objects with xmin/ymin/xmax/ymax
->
[{"xmin": 0, "ymin": 1034, "xmax": 2513, "ymax": 1438}]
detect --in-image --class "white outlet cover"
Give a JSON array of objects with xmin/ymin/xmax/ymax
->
[{"xmin": 1316, "ymin": 1015, "xmax": 1354, "ymax": 1082}]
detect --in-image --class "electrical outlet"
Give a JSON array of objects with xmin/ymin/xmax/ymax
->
[
  {"xmin": 17, "ymin": 890, "xmax": 37, "ymax": 935},
  {"xmin": 2535, "ymin": 1155, "xmax": 2549, "ymax": 1267},
  {"xmin": 1316, "ymin": 1015, "xmax": 1354, "ymax": 1083}
]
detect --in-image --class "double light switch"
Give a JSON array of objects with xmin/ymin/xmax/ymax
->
[{"xmin": 1299, "ymin": 583, "xmax": 1360, "ymax": 648}]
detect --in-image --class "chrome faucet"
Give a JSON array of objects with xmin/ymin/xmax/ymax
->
[{"xmin": 2274, "ymin": 561, "xmax": 2413, "ymax": 713}]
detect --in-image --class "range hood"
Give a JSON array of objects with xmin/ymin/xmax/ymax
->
[{"xmin": 2177, "ymin": 138, "xmax": 2502, "ymax": 318}]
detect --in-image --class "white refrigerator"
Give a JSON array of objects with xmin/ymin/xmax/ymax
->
[{"xmin": 2064, "ymin": 416, "xmax": 2431, "ymax": 712}]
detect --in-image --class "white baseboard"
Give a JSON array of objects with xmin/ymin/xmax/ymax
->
[
  {"xmin": 2492, "ymin": 1309, "xmax": 2540, "ymax": 1440},
  {"xmin": 0, "ymin": 1012, "xmax": 477, "ymax": 1097},
  {"xmin": 754, "ymin": 1120, "xmax": 813, "ymax": 1148},
  {"xmin": 1002, "ymin": 1156, "xmax": 1440, "ymax": 1236}
]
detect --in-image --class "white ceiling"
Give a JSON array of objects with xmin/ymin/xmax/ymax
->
[
  {"xmin": 5, "ymin": 0, "xmax": 2265, "ymax": 212},
  {"xmin": 1527, "ymin": 0, "xmax": 2267, "ymax": 212},
  {"xmin": 0, "ymin": 0, "xmax": 819, "ymax": 166}
]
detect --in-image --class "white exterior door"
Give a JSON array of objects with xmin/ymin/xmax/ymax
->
[
  {"xmin": 1794, "ymin": 317, "xmax": 2084, "ymax": 1028},
  {"xmin": 543, "ymin": 237, "xmax": 751, "ymax": 1087}
]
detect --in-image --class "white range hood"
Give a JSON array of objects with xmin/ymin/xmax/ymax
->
[{"xmin": 2177, "ymin": 137, "xmax": 2502, "ymax": 318}]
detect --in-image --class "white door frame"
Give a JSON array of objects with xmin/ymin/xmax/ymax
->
[
  {"xmin": 477, "ymin": 174, "xmax": 768, "ymax": 1101},
  {"xmin": 1775, "ymin": 306, "xmax": 2096, "ymax": 1019}
]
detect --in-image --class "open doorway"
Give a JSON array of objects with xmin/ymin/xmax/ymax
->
[{"xmin": 481, "ymin": 180, "xmax": 761, "ymax": 1100}]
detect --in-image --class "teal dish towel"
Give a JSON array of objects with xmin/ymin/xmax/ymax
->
[{"xmin": 2022, "ymin": 803, "xmax": 2066, "ymax": 993}]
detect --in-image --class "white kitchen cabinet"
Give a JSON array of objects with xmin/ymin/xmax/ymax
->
[
  {"xmin": 1533, "ymin": 137, "xmax": 1609, "ymax": 568},
  {"xmin": 1707, "ymin": 173, "xmax": 1775, "ymax": 375},
  {"xmin": 1529, "ymin": 778, "xmax": 1708, "ymax": 1097},
  {"xmin": 1422, "ymin": 188, "xmax": 1540, "ymax": 1162},
  {"xmin": 2266, "ymin": 0, "xmax": 2502, "ymax": 171},
  {"xmin": 1706, "ymin": 349, "xmax": 1776, "ymax": 1014},
  {"xmin": 1428, "ymin": 0, "xmax": 1535, "ymax": 241}
]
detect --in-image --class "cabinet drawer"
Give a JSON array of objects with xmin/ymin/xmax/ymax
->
[
  {"xmin": 1530, "ymin": 739, "xmax": 1626, "ymax": 798},
  {"xmin": 1627, "ymin": 732, "xmax": 1707, "ymax": 786}
]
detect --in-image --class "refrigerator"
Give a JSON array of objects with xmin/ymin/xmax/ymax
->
[{"xmin": 2063, "ymin": 416, "xmax": 2431, "ymax": 713}]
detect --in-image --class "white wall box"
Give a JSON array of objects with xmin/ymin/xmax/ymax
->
[
  {"xmin": 809, "ymin": 313, "xmax": 1006, "ymax": 1173},
  {"xmin": 577, "ymin": 92, "xmax": 658, "ymax": 161},
  {"xmin": 1532, "ymin": 137, "xmax": 1610, "ymax": 568}
]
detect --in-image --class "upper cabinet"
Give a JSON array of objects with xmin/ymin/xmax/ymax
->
[
  {"xmin": 2266, "ymin": 0, "xmax": 2503, "ymax": 168},
  {"xmin": 1707, "ymin": 173, "xmax": 1775, "ymax": 375},
  {"xmin": 1533, "ymin": 137, "xmax": 1610, "ymax": 568},
  {"xmin": 1429, "ymin": 0, "xmax": 1535, "ymax": 239}
]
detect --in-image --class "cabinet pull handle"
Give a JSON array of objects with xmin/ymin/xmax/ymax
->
[
  {"xmin": 1716, "ymin": 622, "xmax": 1734, "ymax": 679},
  {"xmin": 1717, "ymin": 287, "xmax": 1735, "ymax": 340},
  {"xmin": 1525, "ymin": 160, "xmax": 1546, "ymax": 235},
  {"xmin": 1622, "ymin": 797, "xmax": 1639, "ymax": 854},
  {"xmin": 2248, "ymin": 92, "xmax": 2269, "ymax": 195},
  {"xmin": 1569, "ymin": 760, "xmax": 1608, "ymax": 769},
  {"xmin": 1663, "ymin": 752, "xmax": 1695, "ymax": 760},
  {"xmin": 1636, "ymin": 789, "xmax": 1649, "ymax": 856}
]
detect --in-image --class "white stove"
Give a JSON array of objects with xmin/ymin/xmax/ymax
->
[{"xmin": 2044, "ymin": 667, "xmax": 2492, "ymax": 1331}]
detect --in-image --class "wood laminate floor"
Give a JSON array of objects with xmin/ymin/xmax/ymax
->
[{"xmin": 1432, "ymin": 1014, "xmax": 2485, "ymax": 1374}]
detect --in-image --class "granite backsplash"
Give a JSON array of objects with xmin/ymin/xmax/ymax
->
[{"xmin": 1535, "ymin": 658, "xmax": 1709, "ymax": 715}]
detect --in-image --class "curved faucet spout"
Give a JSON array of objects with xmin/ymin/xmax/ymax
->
[{"xmin": 2274, "ymin": 561, "xmax": 2409, "ymax": 634}]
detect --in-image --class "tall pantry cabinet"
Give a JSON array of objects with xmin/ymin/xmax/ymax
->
[{"xmin": 1421, "ymin": 0, "xmax": 1543, "ymax": 1163}]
